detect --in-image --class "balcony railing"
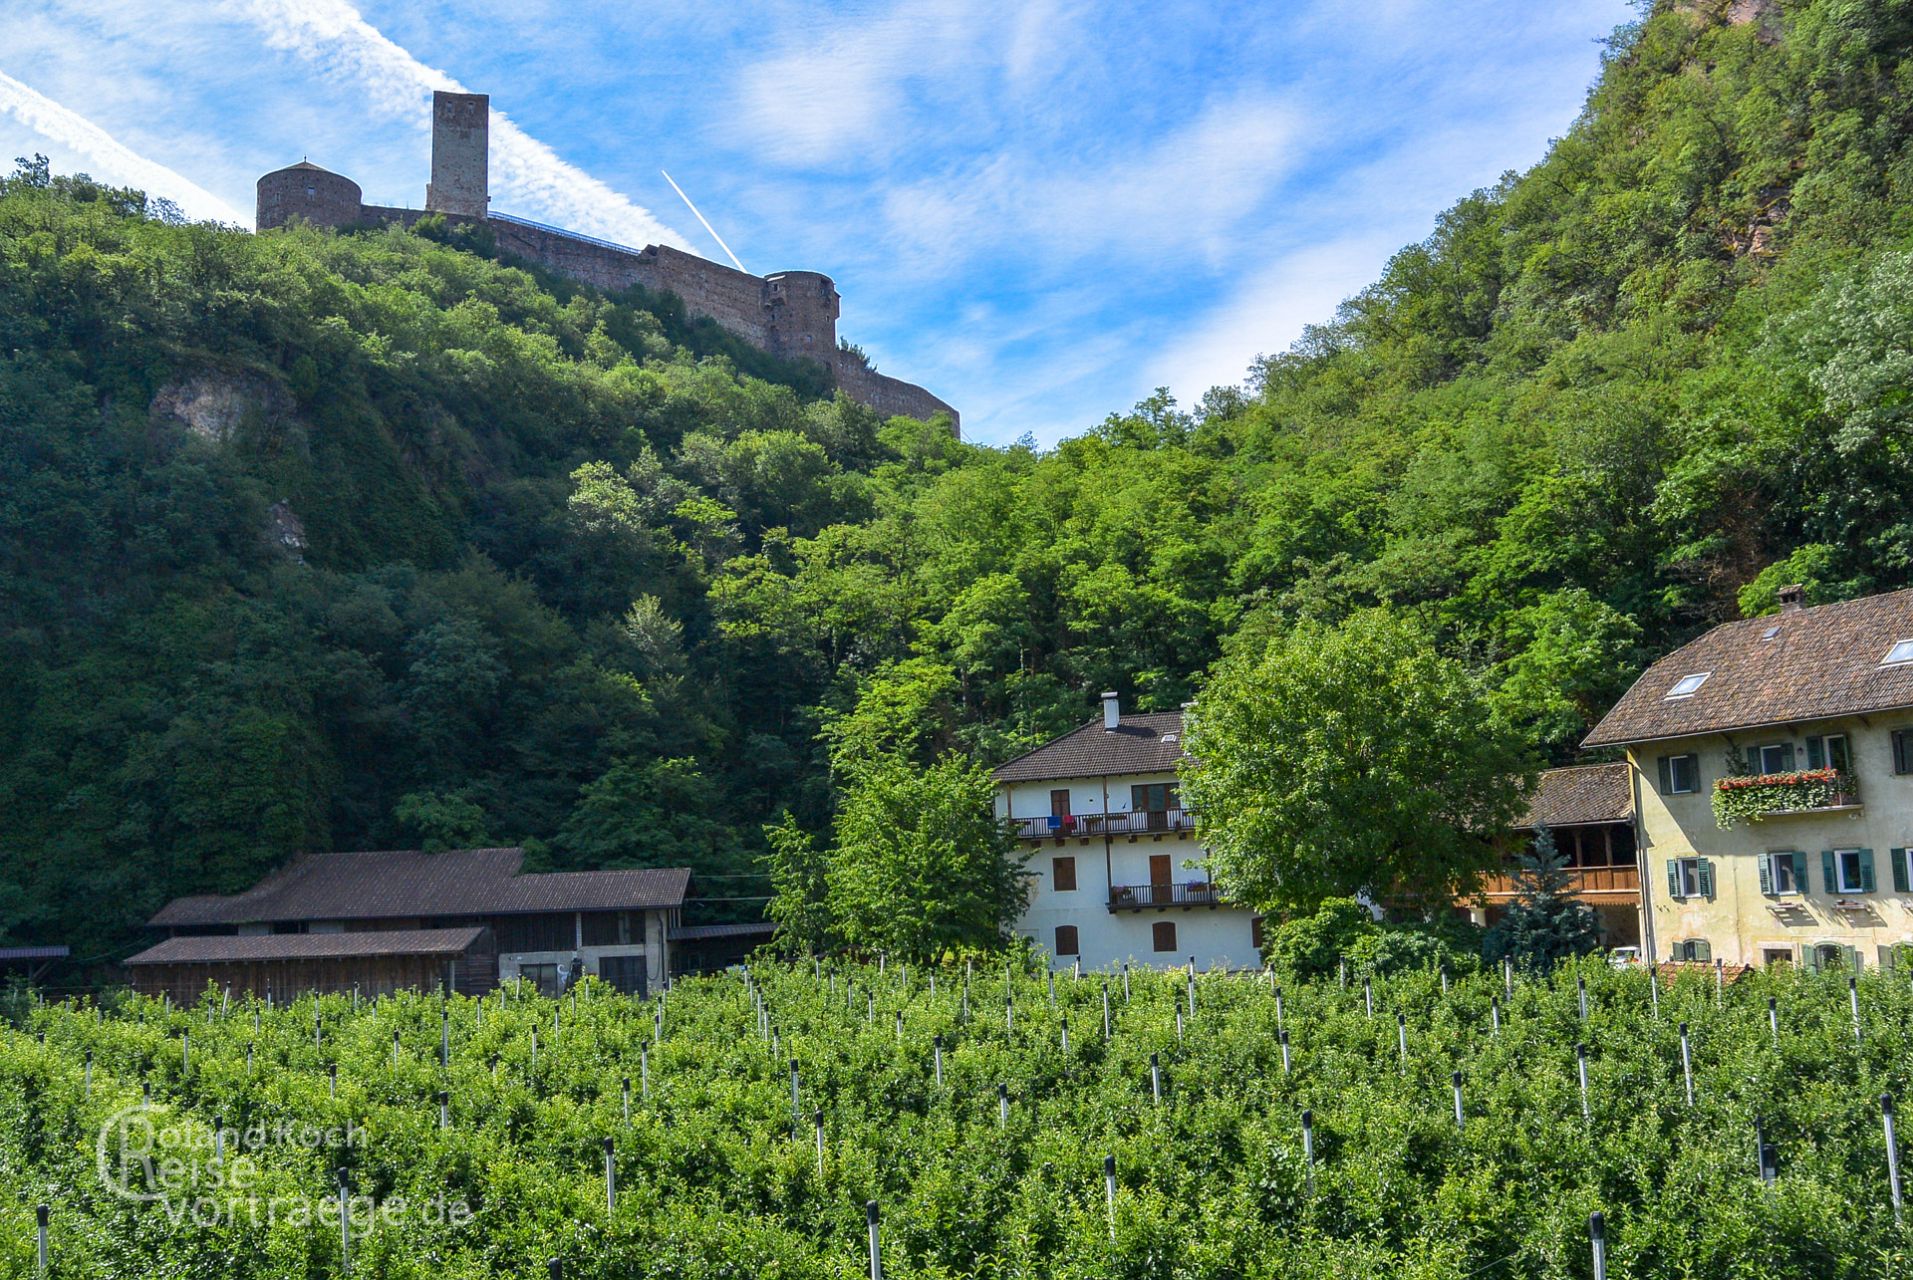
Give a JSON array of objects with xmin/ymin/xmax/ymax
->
[
  {"xmin": 1012, "ymin": 809, "xmax": 1197, "ymax": 839},
  {"xmin": 1108, "ymin": 882, "xmax": 1225, "ymax": 910},
  {"xmin": 1712, "ymin": 769, "xmax": 1860, "ymax": 828},
  {"xmin": 1476, "ymin": 864, "xmax": 1641, "ymax": 898}
]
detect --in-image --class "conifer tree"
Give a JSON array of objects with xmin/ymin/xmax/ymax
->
[{"xmin": 1482, "ymin": 826, "xmax": 1602, "ymax": 971}]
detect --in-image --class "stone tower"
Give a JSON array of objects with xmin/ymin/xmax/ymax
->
[
  {"xmin": 425, "ymin": 91, "xmax": 489, "ymax": 219},
  {"xmin": 762, "ymin": 271, "xmax": 839, "ymax": 360},
  {"xmin": 255, "ymin": 161, "xmax": 362, "ymax": 231}
]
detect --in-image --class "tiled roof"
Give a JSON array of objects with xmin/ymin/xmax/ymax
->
[
  {"xmin": 148, "ymin": 849, "xmax": 690, "ymax": 928},
  {"xmin": 0, "ymin": 946, "xmax": 69, "ymax": 963},
  {"xmin": 993, "ymin": 712, "xmax": 1187, "ymax": 783},
  {"xmin": 668, "ymin": 922, "xmax": 777, "ymax": 941},
  {"xmin": 1519, "ymin": 763, "xmax": 1633, "ymax": 829},
  {"xmin": 125, "ymin": 927, "xmax": 488, "ymax": 965},
  {"xmin": 1583, "ymin": 588, "xmax": 1913, "ymax": 748}
]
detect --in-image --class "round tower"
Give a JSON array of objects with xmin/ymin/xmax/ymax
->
[
  {"xmin": 256, "ymin": 161, "xmax": 363, "ymax": 232},
  {"xmin": 762, "ymin": 271, "xmax": 839, "ymax": 361}
]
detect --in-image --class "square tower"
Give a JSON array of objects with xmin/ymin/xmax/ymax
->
[{"xmin": 425, "ymin": 91, "xmax": 489, "ymax": 218}]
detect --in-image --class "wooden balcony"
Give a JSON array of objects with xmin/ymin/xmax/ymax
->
[
  {"xmin": 1108, "ymin": 882, "xmax": 1226, "ymax": 911},
  {"xmin": 1476, "ymin": 864, "xmax": 1640, "ymax": 899},
  {"xmin": 1012, "ymin": 808, "xmax": 1197, "ymax": 841}
]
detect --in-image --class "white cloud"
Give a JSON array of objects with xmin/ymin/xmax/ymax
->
[
  {"xmin": 726, "ymin": 0, "xmax": 995, "ymax": 168},
  {"xmin": 0, "ymin": 69, "xmax": 247, "ymax": 223},
  {"xmin": 1146, "ymin": 233, "xmax": 1401, "ymax": 405},
  {"xmin": 879, "ymin": 93, "xmax": 1302, "ymax": 274},
  {"xmin": 220, "ymin": 0, "xmax": 689, "ymax": 248}
]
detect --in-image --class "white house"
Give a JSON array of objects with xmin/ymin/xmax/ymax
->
[{"xmin": 993, "ymin": 693, "xmax": 1261, "ymax": 970}]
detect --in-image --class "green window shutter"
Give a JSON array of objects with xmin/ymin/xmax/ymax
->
[
  {"xmin": 1698, "ymin": 859, "xmax": 1716, "ymax": 898},
  {"xmin": 1695, "ymin": 939, "xmax": 1712, "ymax": 963},
  {"xmin": 1657, "ymin": 756, "xmax": 1673, "ymax": 794},
  {"xmin": 1894, "ymin": 849, "xmax": 1909, "ymax": 895},
  {"xmin": 1792, "ymin": 852, "xmax": 1808, "ymax": 892},
  {"xmin": 1847, "ymin": 946, "xmax": 1862, "ymax": 972},
  {"xmin": 1667, "ymin": 860, "xmax": 1683, "ymax": 900},
  {"xmin": 1806, "ymin": 736, "xmax": 1825, "ymax": 769},
  {"xmin": 1757, "ymin": 854, "xmax": 1773, "ymax": 896},
  {"xmin": 1822, "ymin": 850, "xmax": 1837, "ymax": 893},
  {"xmin": 1859, "ymin": 848, "xmax": 1876, "ymax": 893}
]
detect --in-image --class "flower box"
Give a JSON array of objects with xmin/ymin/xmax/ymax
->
[{"xmin": 1712, "ymin": 768, "xmax": 1857, "ymax": 828}]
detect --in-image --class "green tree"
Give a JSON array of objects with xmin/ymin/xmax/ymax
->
[
  {"xmin": 823, "ymin": 754, "xmax": 1028, "ymax": 963},
  {"xmin": 1482, "ymin": 826, "xmax": 1602, "ymax": 971},
  {"xmin": 1182, "ymin": 607, "xmax": 1534, "ymax": 913},
  {"xmin": 394, "ymin": 789, "xmax": 493, "ymax": 852},
  {"xmin": 763, "ymin": 812, "xmax": 834, "ymax": 953}
]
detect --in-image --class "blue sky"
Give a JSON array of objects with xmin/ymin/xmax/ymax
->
[{"xmin": 0, "ymin": 0, "xmax": 1634, "ymax": 445}]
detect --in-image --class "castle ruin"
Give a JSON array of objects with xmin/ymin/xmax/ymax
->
[{"xmin": 257, "ymin": 93, "xmax": 957, "ymax": 431}]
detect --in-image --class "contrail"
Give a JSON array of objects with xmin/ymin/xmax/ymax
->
[
  {"xmin": 661, "ymin": 170, "xmax": 746, "ymax": 273},
  {"xmin": 222, "ymin": 0, "xmax": 690, "ymax": 251},
  {"xmin": 0, "ymin": 70, "xmax": 246, "ymax": 224}
]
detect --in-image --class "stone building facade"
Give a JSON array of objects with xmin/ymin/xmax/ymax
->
[
  {"xmin": 1583, "ymin": 585, "xmax": 1913, "ymax": 971},
  {"xmin": 256, "ymin": 92, "xmax": 957, "ymax": 431}
]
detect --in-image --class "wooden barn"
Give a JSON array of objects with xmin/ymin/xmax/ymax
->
[{"xmin": 130, "ymin": 847, "xmax": 690, "ymax": 1001}]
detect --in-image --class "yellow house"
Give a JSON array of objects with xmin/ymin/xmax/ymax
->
[{"xmin": 1583, "ymin": 585, "xmax": 1913, "ymax": 971}]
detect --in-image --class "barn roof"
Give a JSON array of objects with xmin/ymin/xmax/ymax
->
[
  {"xmin": 669, "ymin": 921, "xmax": 777, "ymax": 941},
  {"xmin": 125, "ymin": 928, "xmax": 488, "ymax": 965},
  {"xmin": 0, "ymin": 946, "xmax": 70, "ymax": 963},
  {"xmin": 1519, "ymin": 763, "xmax": 1633, "ymax": 829},
  {"xmin": 1583, "ymin": 588, "xmax": 1913, "ymax": 747},
  {"xmin": 992, "ymin": 712, "xmax": 1187, "ymax": 783},
  {"xmin": 148, "ymin": 849, "xmax": 690, "ymax": 928}
]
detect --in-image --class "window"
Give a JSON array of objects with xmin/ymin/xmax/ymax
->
[
  {"xmin": 1806, "ymin": 734, "xmax": 1852, "ymax": 773},
  {"xmin": 1811, "ymin": 943, "xmax": 1857, "ymax": 972},
  {"xmin": 1756, "ymin": 742, "xmax": 1794, "ymax": 774},
  {"xmin": 1666, "ymin": 672, "xmax": 1710, "ymax": 699},
  {"xmin": 1657, "ymin": 754, "xmax": 1701, "ymax": 795},
  {"xmin": 1759, "ymin": 851, "xmax": 1805, "ymax": 896},
  {"xmin": 1895, "ymin": 730, "xmax": 1913, "ymax": 776},
  {"xmin": 1825, "ymin": 847, "xmax": 1875, "ymax": 894},
  {"xmin": 1131, "ymin": 783, "xmax": 1179, "ymax": 813},
  {"xmin": 1251, "ymin": 916, "xmax": 1265, "ymax": 950},
  {"xmin": 1053, "ymin": 925, "xmax": 1079, "ymax": 957},
  {"xmin": 1152, "ymin": 921, "xmax": 1178, "ymax": 952},
  {"xmin": 1884, "ymin": 639, "xmax": 1913, "ymax": 666},
  {"xmin": 598, "ymin": 954, "xmax": 648, "ymax": 997},
  {"xmin": 1666, "ymin": 857, "xmax": 1712, "ymax": 899},
  {"xmin": 496, "ymin": 913, "xmax": 574, "ymax": 953},
  {"xmin": 581, "ymin": 911, "xmax": 629, "ymax": 946},
  {"xmin": 1893, "ymin": 848, "xmax": 1913, "ymax": 894},
  {"xmin": 1050, "ymin": 789, "xmax": 1072, "ymax": 818},
  {"xmin": 1052, "ymin": 856, "xmax": 1077, "ymax": 892},
  {"xmin": 1672, "ymin": 939, "xmax": 1711, "ymax": 963},
  {"xmin": 518, "ymin": 963, "xmax": 561, "ymax": 996}
]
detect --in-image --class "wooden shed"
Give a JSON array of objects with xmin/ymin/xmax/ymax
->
[{"xmin": 125, "ymin": 927, "xmax": 494, "ymax": 1003}]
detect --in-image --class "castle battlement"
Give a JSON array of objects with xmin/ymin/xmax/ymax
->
[{"xmin": 256, "ymin": 92, "xmax": 957, "ymax": 432}]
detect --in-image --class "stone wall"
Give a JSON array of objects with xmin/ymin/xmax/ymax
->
[
  {"xmin": 277, "ymin": 202, "xmax": 956, "ymax": 432},
  {"xmin": 836, "ymin": 355, "xmax": 959, "ymax": 425}
]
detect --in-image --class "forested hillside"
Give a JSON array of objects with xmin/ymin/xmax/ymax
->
[{"xmin": 5, "ymin": 0, "xmax": 1913, "ymax": 964}]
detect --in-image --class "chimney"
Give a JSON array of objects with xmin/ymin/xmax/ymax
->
[
  {"xmin": 1101, "ymin": 691, "xmax": 1121, "ymax": 732},
  {"xmin": 1777, "ymin": 583, "xmax": 1805, "ymax": 612},
  {"xmin": 425, "ymin": 91, "xmax": 490, "ymax": 219}
]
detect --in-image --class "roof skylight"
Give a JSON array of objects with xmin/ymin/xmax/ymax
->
[
  {"xmin": 1883, "ymin": 639, "xmax": 1913, "ymax": 666},
  {"xmin": 1666, "ymin": 672, "xmax": 1710, "ymax": 699}
]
